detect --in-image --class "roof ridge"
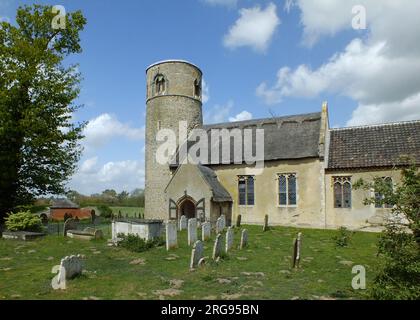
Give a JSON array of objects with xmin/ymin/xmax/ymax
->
[{"xmin": 330, "ymin": 119, "xmax": 420, "ymax": 131}]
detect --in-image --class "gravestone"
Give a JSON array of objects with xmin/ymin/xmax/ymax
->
[
  {"xmin": 166, "ymin": 221, "xmax": 178, "ymax": 251},
  {"xmin": 91, "ymin": 210, "xmax": 96, "ymax": 224},
  {"xmin": 263, "ymin": 215, "xmax": 269, "ymax": 232},
  {"xmin": 236, "ymin": 214, "xmax": 242, "ymax": 228},
  {"xmin": 240, "ymin": 229, "xmax": 248, "ymax": 249},
  {"xmin": 190, "ymin": 240, "xmax": 204, "ymax": 270},
  {"xmin": 188, "ymin": 218, "xmax": 197, "ymax": 246},
  {"xmin": 179, "ymin": 215, "xmax": 187, "ymax": 231},
  {"xmin": 212, "ymin": 233, "xmax": 223, "ymax": 260},
  {"xmin": 292, "ymin": 232, "xmax": 302, "ymax": 268},
  {"xmin": 215, "ymin": 217, "xmax": 223, "ymax": 234},
  {"xmin": 51, "ymin": 254, "xmax": 84, "ymax": 290},
  {"xmin": 225, "ymin": 227, "xmax": 234, "ymax": 253},
  {"xmin": 220, "ymin": 214, "xmax": 226, "ymax": 229},
  {"xmin": 63, "ymin": 218, "xmax": 79, "ymax": 237},
  {"xmin": 202, "ymin": 222, "xmax": 211, "ymax": 241}
]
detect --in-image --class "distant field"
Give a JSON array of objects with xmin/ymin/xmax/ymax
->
[{"xmin": 110, "ymin": 207, "xmax": 144, "ymax": 217}]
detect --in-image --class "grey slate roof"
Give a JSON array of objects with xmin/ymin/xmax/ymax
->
[
  {"xmin": 171, "ymin": 112, "xmax": 322, "ymax": 166},
  {"xmin": 197, "ymin": 164, "xmax": 232, "ymax": 202},
  {"xmin": 328, "ymin": 121, "xmax": 420, "ymax": 170},
  {"xmin": 51, "ymin": 198, "xmax": 79, "ymax": 209}
]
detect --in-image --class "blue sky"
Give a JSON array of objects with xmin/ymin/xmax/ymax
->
[{"xmin": 1, "ymin": 0, "xmax": 420, "ymax": 194}]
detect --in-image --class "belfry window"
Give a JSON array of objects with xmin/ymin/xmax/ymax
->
[
  {"xmin": 155, "ymin": 74, "xmax": 166, "ymax": 95},
  {"xmin": 194, "ymin": 78, "xmax": 201, "ymax": 98},
  {"xmin": 333, "ymin": 176, "xmax": 352, "ymax": 208},
  {"xmin": 238, "ymin": 176, "xmax": 255, "ymax": 206}
]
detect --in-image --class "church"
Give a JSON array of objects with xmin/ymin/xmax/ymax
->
[{"xmin": 144, "ymin": 60, "xmax": 420, "ymax": 231}]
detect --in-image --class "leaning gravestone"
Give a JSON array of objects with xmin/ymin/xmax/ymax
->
[
  {"xmin": 225, "ymin": 227, "xmax": 234, "ymax": 253},
  {"xmin": 63, "ymin": 218, "xmax": 79, "ymax": 237},
  {"xmin": 188, "ymin": 218, "xmax": 197, "ymax": 246},
  {"xmin": 292, "ymin": 232, "xmax": 302, "ymax": 268},
  {"xmin": 263, "ymin": 214, "xmax": 269, "ymax": 232},
  {"xmin": 190, "ymin": 240, "xmax": 204, "ymax": 270},
  {"xmin": 240, "ymin": 229, "xmax": 248, "ymax": 250},
  {"xmin": 202, "ymin": 222, "xmax": 211, "ymax": 241},
  {"xmin": 236, "ymin": 214, "xmax": 242, "ymax": 228},
  {"xmin": 166, "ymin": 221, "xmax": 178, "ymax": 251},
  {"xmin": 212, "ymin": 233, "xmax": 223, "ymax": 260},
  {"xmin": 51, "ymin": 254, "xmax": 84, "ymax": 290},
  {"xmin": 179, "ymin": 215, "xmax": 187, "ymax": 231}
]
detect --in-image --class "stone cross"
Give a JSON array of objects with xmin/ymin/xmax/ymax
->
[
  {"xmin": 51, "ymin": 255, "xmax": 84, "ymax": 290},
  {"xmin": 63, "ymin": 218, "xmax": 79, "ymax": 237},
  {"xmin": 202, "ymin": 222, "xmax": 211, "ymax": 241},
  {"xmin": 236, "ymin": 214, "xmax": 242, "ymax": 228},
  {"xmin": 292, "ymin": 232, "xmax": 302, "ymax": 268},
  {"xmin": 166, "ymin": 221, "xmax": 178, "ymax": 251},
  {"xmin": 188, "ymin": 218, "xmax": 197, "ymax": 246},
  {"xmin": 212, "ymin": 233, "xmax": 223, "ymax": 260},
  {"xmin": 240, "ymin": 229, "xmax": 248, "ymax": 250},
  {"xmin": 190, "ymin": 240, "xmax": 204, "ymax": 270},
  {"xmin": 263, "ymin": 214, "xmax": 269, "ymax": 232},
  {"xmin": 179, "ymin": 215, "xmax": 187, "ymax": 231},
  {"xmin": 225, "ymin": 227, "xmax": 234, "ymax": 253}
]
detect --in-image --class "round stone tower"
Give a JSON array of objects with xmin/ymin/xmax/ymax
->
[{"xmin": 144, "ymin": 60, "xmax": 203, "ymax": 220}]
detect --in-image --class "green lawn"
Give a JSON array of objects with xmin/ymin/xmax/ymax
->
[
  {"xmin": 0, "ymin": 225, "xmax": 380, "ymax": 300},
  {"xmin": 110, "ymin": 207, "xmax": 144, "ymax": 217}
]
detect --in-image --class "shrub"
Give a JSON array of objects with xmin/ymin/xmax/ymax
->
[
  {"xmin": 117, "ymin": 233, "xmax": 164, "ymax": 253},
  {"xmin": 332, "ymin": 227, "xmax": 354, "ymax": 247},
  {"xmin": 5, "ymin": 211, "xmax": 43, "ymax": 232},
  {"xmin": 97, "ymin": 205, "xmax": 112, "ymax": 218}
]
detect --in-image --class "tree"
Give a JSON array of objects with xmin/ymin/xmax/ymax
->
[
  {"xmin": 0, "ymin": 5, "xmax": 87, "ymax": 222},
  {"xmin": 354, "ymin": 161, "xmax": 420, "ymax": 299}
]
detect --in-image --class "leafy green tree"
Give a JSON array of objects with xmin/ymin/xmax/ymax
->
[
  {"xmin": 0, "ymin": 5, "xmax": 86, "ymax": 222},
  {"xmin": 354, "ymin": 161, "xmax": 420, "ymax": 299}
]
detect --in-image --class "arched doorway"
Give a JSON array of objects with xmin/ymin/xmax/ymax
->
[{"xmin": 178, "ymin": 198, "xmax": 196, "ymax": 219}]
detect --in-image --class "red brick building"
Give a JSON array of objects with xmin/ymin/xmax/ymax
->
[{"xmin": 50, "ymin": 199, "xmax": 92, "ymax": 221}]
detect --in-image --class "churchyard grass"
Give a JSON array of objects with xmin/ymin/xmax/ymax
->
[{"xmin": 0, "ymin": 225, "xmax": 379, "ymax": 300}]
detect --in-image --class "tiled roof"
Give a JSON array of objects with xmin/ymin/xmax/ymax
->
[
  {"xmin": 51, "ymin": 198, "xmax": 79, "ymax": 209},
  {"xmin": 328, "ymin": 121, "xmax": 420, "ymax": 169},
  {"xmin": 171, "ymin": 112, "xmax": 322, "ymax": 166},
  {"xmin": 197, "ymin": 164, "xmax": 232, "ymax": 202}
]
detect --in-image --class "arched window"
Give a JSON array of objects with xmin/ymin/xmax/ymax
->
[
  {"xmin": 194, "ymin": 78, "xmax": 202, "ymax": 98},
  {"xmin": 278, "ymin": 173, "xmax": 297, "ymax": 206},
  {"xmin": 154, "ymin": 74, "xmax": 166, "ymax": 95},
  {"xmin": 333, "ymin": 176, "xmax": 352, "ymax": 208}
]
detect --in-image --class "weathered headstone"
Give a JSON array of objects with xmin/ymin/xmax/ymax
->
[
  {"xmin": 202, "ymin": 222, "xmax": 211, "ymax": 241},
  {"xmin": 166, "ymin": 221, "xmax": 178, "ymax": 251},
  {"xmin": 63, "ymin": 218, "xmax": 79, "ymax": 237},
  {"xmin": 240, "ymin": 229, "xmax": 248, "ymax": 249},
  {"xmin": 188, "ymin": 218, "xmax": 197, "ymax": 246},
  {"xmin": 212, "ymin": 233, "xmax": 223, "ymax": 260},
  {"xmin": 51, "ymin": 255, "xmax": 84, "ymax": 290},
  {"xmin": 236, "ymin": 214, "xmax": 242, "ymax": 228},
  {"xmin": 292, "ymin": 232, "xmax": 302, "ymax": 268},
  {"xmin": 179, "ymin": 215, "xmax": 187, "ymax": 231},
  {"xmin": 220, "ymin": 214, "xmax": 226, "ymax": 229},
  {"xmin": 263, "ymin": 214, "xmax": 269, "ymax": 232},
  {"xmin": 215, "ymin": 217, "xmax": 223, "ymax": 234},
  {"xmin": 190, "ymin": 240, "xmax": 204, "ymax": 270},
  {"xmin": 225, "ymin": 227, "xmax": 234, "ymax": 253}
]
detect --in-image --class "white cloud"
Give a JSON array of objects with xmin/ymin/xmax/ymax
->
[
  {"xmin": 83, "ymin": 113, "xmax": 145, "ymax": 150},
  {"xmin": 203, "ymin": 0, "xmax": 238, "ymax": 8},
  {"xmin": 223, "ymin": 3, "xmax": 280, "ymax": 53},
  {"xmin": 229, "ymin": 110, "xmax": 253, "ymax": 122},
  {"xmin": 204, "ymin": 100, "xmax": 234, "ymax": 124},
  {"xmin": 202, "ymin": 79, "xmax": 210, "ymax": 104},
  {"xmin": 70, "ymin": 159, "xmax": 145, "ymax": 194},
  {"xmin": 258, "ymin": 1, "xmax": 420, "ymax": 125}
]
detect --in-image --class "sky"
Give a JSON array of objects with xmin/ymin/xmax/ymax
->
[{"xmin": 1, "ymin": 0, "xmax": 420, "ymax": 195}]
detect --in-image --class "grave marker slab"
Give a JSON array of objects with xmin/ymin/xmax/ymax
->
[
  {"xmin": 166, "ymin": 221, "xmax": 178, "ymax": 251},
  {"xmin": 240, "ymin": 229, "xmax": 248, "ymax": 250},
  {"xmin": 188, "ymin": 218, "xmax": 197, "ymax": 246},
  {"xmin": 202, "ymin": 222, "xmax": 211, "ymax": 241},
  {"xmin": 179, "ymin": 215, "xmax": 187, "ymax": 231},
  {"xmin": 190, "ymin": 240, "xmax": 204, "ymax": 270},
  {"xmin": 212, "ymin": 233, "xmax": 223, "ymax": 260},
  {"xmin": 225, "ymin": 227, "xmax": 234, "ymax": 253}
]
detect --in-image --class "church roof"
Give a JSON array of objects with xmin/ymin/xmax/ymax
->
[
  {"xmin": 328, "ymin": 120, "xmax": 420, "ymax": 170},
  {"xmin": 171, "ymin": 112, "xmax": 323, "ymax": 167},
  {"xmin": 197, "ymin": 164, "xmax": 232, "ymax": 202}
]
